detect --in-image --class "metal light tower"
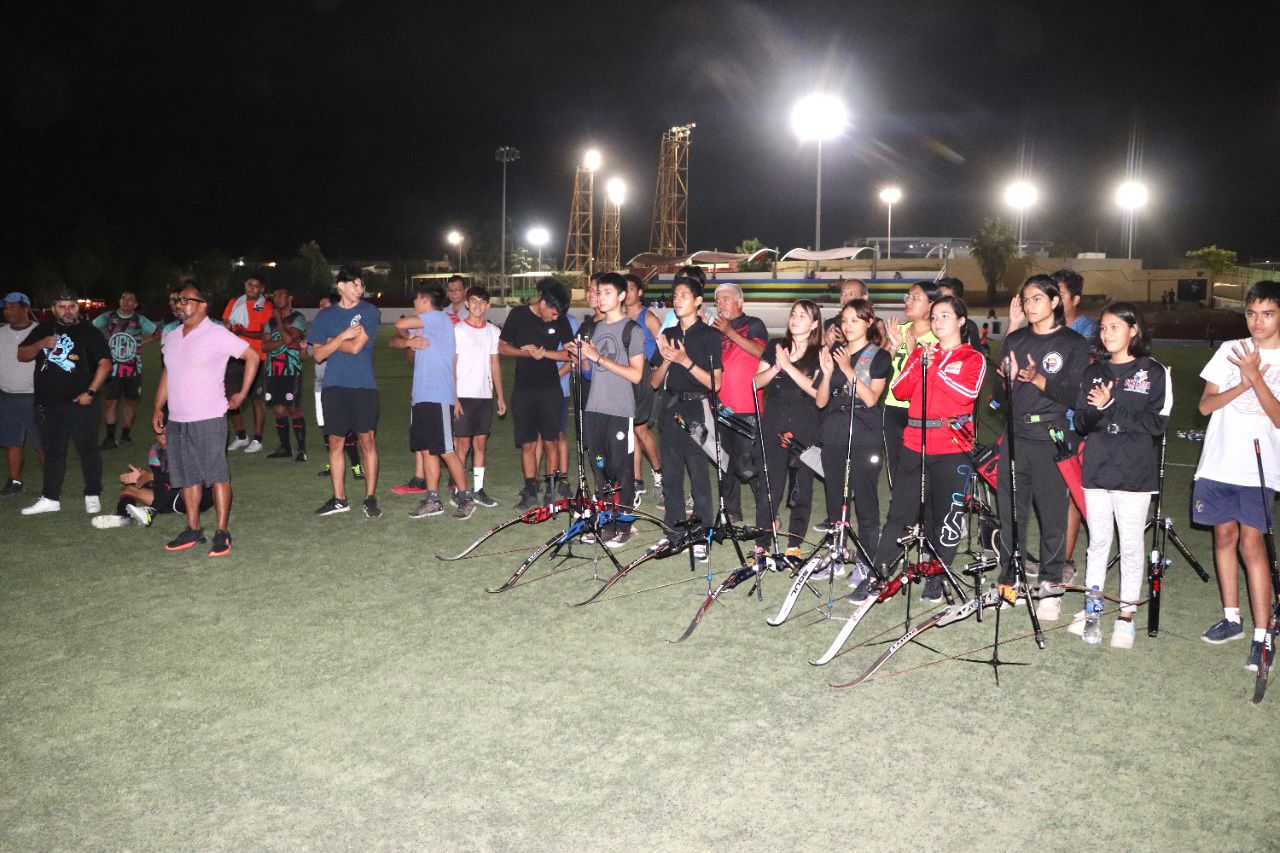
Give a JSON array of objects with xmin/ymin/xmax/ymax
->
[
  {"xmin": 527, "ymin": 226, "xmax": 549, "ymax": 270},
  {"xmin": 648, "ymin": 124, "xmax": 694, "ymax": 258},
  {"xmin": 879, "ymin": 187, "xmax": 901, "ymax": 259},
  {"xmin": 1003, "ymin": 180, "xmax": 1038, "ymax": 257},
  {"xmin": 1115, "ymin": 181, "xmax": 1149, "ymax": 260},
  {"xmin": 791, "ymin": 94, "xmax": 848, "ymax": 251},
  {"xmin": 599, "ymin": 178, "xmax": 625, "ymax": 272},
  {"xmin": 495, "ymin": 146, "xmax": 520, "ymax": 277},
  {"xmin": 447, "ymin": 230, "xmax": 464, "ymax": 272},
  {"xmin": 564, "ymin": 149, "xmax": 600, "ymax": 275}
]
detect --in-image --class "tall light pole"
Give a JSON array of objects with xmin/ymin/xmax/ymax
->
[
  {"xmin": 447, "ymin": 230, "xmax": 464, "ymax": 273},
  {"xmin": 527, "ymin": 226, "xmax": 549, "ymax": 270},
  {"xmin": 791, "ymin": 93, "xmax": 849, "ymax": 251},
  {"xmin": 1003, "ymin": 180, "xmax": 1038, "ymax": 257},
  {"xmin": 879, "ymin": 187, "xmax": 901, "ymax": 259},
  {"xmin": 599, "ymin": 177, "xmax": 625, "ymax": 272},
  {"xmin": 1115, "ymin": 180, "xmax": 1149, "ymax": 260},
  {"xmin": 495, "ymin": 146, "xmax": 520, "ymax": 278}
]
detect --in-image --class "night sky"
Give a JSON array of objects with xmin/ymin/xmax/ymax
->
[{"xmin": 3, "ymin": 0, "xmax": 1278, "ymax": 271}]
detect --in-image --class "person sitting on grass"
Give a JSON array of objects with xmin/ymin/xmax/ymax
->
[{"xmin": 91, "ymin": 428, "xmax": 213, "ymax": 528}]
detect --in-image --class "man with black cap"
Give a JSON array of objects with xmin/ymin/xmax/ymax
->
[
  {"xmin": 0, "ymin": 292, "xmax": 41, "ymax": 494},
  {"xmin": 17, "ymin": 289, "xmax": 112, "ymax": 516}
]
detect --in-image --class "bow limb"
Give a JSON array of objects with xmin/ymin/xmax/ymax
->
[
  {"xmin": 437, "ymin": 498, "xmax": 584, "ymax": 561},
  {"xmin": 485, "ymin": 519, "xmax": 584, "ymax": 594},
  {"xmin": 571, "ymin": 548, "xmax": 662, "ymax": 607},
  {"xmin": 1041, "ymin": 583, "xmax": 1149, "ymax": 609},
  {"xmin": 669, "ymin": 564, "xmax": 759, "ymax": 643},
  {"xmin": 437, "ymin": 515, "xmax": 526, "ymax": 561}
]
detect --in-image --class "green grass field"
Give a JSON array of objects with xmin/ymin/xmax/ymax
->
[{"xmin": 3, "ymin": 335, "xmax": 1278, "ymax": 850}]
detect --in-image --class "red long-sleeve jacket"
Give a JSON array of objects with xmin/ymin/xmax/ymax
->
[{"xmin": 890, "ymin": 343, "xmax": 987, "ymax": 454}]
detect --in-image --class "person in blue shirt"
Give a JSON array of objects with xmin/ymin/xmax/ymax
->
[{"xmin": 307, "ymin": 267, "xmax": 382, "ymax": 519}]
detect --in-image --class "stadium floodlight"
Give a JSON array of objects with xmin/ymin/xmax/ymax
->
[
  {"xmin": 583, "ymin": 149, "xmax": 602, "ymax": 172},
  {"xmin": 1003, "ymin": 180, "xmax": 1038, "ymax": 256},
  {"xmin": 527, "ymin": 226, "xmax": 550, "ymax": 269},
  {"xmin": 1115, "ymin": 180, "xmax": 1149, "ymax": 259},
  {"xmin": 879, "ymin": 187, "xmax": 902, "ymax": 259},
  {"xmin": 447, "ymin": 230, "xmax": 464, "ymax": 272},
  {"xmin": 791, "ymin": 93, "xmax": 849, "ymax": 252},
  {"xmin": 606, "ymin": 177, "xmax": 626, "ymax": 207}
]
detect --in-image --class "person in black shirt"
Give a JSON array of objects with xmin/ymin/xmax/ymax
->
[
  {"xmin": 994, "ymin": 275, "xmax": 1090, "ymax": 619},
  {"xmin": 498, "ymin": 277, "xmax": 573, "ymax": 509},
  {"xmin": 651, "ymin": 277, "xmax": 722, "ymax": 559},
  {"xmin": 752, "ymin": 300, "xmax": 824, "ymax": 555},
  {"xmin": 18, "ymin": 289, "xmax": 111, "ymax": 515}
]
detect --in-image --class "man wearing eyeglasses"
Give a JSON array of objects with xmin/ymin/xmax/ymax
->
[{"xmin": 151, "ymin": 284, "xmax": 260, "ymax": 556}]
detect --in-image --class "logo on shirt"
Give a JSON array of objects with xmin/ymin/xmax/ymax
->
[
  {"xmin": 1124, "ymin": 369, "xmax": 1151, "ymax": 395},
  {"xmin": 1042, "ymin": 351, "xmax": 1063, "ymax": 374},
  {"xmin": 944, "ymin": 361, "xmax": 963, "ymax": 375},
  {"xmin": 349, "ymin": 315, "xmax": 362, "ymax": 328},
  {"xmin": 45, "ymin": 333, "xmax": 77, "ymax": 373},
  {"xmin": 108, "ymin": 331, "xmax": 139, "ymax": 364}
]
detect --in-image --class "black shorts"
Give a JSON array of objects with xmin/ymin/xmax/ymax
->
[
  {"xmin": 513, "ymin": 388, "xmax": 563, "ymax": 446},
  {"xmin": 321, "ymin": 387, "xmax": 379, "ymax": 436},
  {"xmin": 104, "ymin": 374, "xmax": 143, "ymax": 401},
  {"xmin": 224, "ymin": 358, "xmax": 264, "ymax": 401},
  {"xmin": 263, "ymin": 374, "xmax": 304, "ymax": 409},
  {"xmin": 634, "ymin": 376, "xmax": 656, "ymax": 426},
  {"xmin": 454, "ymin": 397, "xmax": 493, "ymax": 438},
  {"xmin": 152, "ymin": 482, "xmax": 215, "ymax": 515},
  {"xmin": 410, "ymin": 402, "xmax": 454, "ymax": 454}
]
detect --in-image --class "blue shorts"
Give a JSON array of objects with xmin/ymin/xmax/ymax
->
[{"xmin": 1192, "ymin": 478, "xmax": 1278, "ymax": 531}]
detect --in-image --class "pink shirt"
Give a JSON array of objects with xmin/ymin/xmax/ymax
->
[{"xmin": 162, "ymin": 318, "xmax": 249, "ymax": 423}]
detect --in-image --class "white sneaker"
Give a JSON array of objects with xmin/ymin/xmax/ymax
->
[
  {"xmin": 227, "ymin": 437, "xmax": 250, "ymax": 451},
  {"xmin": 243, "ymin": 439, "xmax": 263, "ymax": 453},
  {"xmin": 1111, "ymin": 619, "xmax": 1136, "ymax": 649},
  {"xmin": 126, "ymin": 504, "xmax": 156, "ymax": 527},
  {"xmin": 91, "ymin": 514, "xmax": 130, "ymax": 529},
  {"xmin": 693, "ymin": 543, "xmax": 709, "ymax": 563},
  {"xmin": 1035, "ymin": 595, "xmax": 1062, "ymax": 622},
  {"xmin": 21, "ymin": 497, "xmax": 61, "ymax": 515},
  {"xmin": 1066, "ymin": 609, "xmax": 1088, "ymax": 636},
  {"xmin": 85, "ymin": 495, "xmax": 101, "ymax": 514}
]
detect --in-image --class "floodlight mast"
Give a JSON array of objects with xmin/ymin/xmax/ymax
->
[
  {"xmin": 1115, "ymin": 180, "xmax": 1149, "ymax": 260},
  {"xmin": 791, "ymin": 94, "xmax": 849, "ymax": 252},
  {"xmin": 879, "ymin": 187, "xmax": 902, "ymax": 259},
  {"xmin": 447, "ymin": 230, "xmax": 464, "ymax": 272},
  {"xmin": 1003, "ymin": 180, "xmax": 1038, "ymax": 257},
  {"xmin": 496, "ymin": 146, "xmax": 521, "ymax": 277},
  {"xmin": 527, "ymin": 226, "xmax": 550, "ymax": 270}
]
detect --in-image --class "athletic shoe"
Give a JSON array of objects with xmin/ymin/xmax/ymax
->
[
  {"xmin": 515, "ymin": 486, "xmax": 539, "ymax": 511},
  {"xmin": 352, "ymin": 464, "xmax": 365, "ymax": 480},
  {"xmin": 541, "ymin": 479, "xmax": 555, "ymax": 506},
  {"xmin": 850, "ymin": 576, "xmax": 873, "ymax": 603},
  {"xmin": 244, "ymin": 439, "xmax": 263, "ymax": 453},
  {"xmin": 84, "ymin": 495, "xmax": 101, "ymax": 514},
  {"xmin": 1036, "ymin": 580, "xmax": 1064, "ymax": 599},
  {"xmin": 605, "ymin": 530, "xmax": 633, "ymax": 549},
  {"xmin": 452, "ymin": 494, "xmax": 475, "ymax": 520},
  {"xmin": 126, "ymin": 504, "xmax": 156, "ymax": 527},
  {"xmin": 120, "ymin": 433, "xmax": 133, "ymax": 446},
  {"xmin": 317, "ymin": 464, "xmax": 331, "ymax": 477},
  {"xmin": 1, "ymin": 479, "xmax": 23, "ymax": 495},
  {"xmin": 693, "ymin": 543, "xmax": 709, "ymax": 563},
  {"xmin": 812, "ymin": 521, "xmax": 834, "ymax": 534},
  {"xmin": 1246, "ymin": 639, "xmax": 1275, "ymax": 672},
  {"xmin": 227, "ymin": 436, "xmax": 249, "ymax": 451},
  {"xmin": 21, "ymin": 497, "xmax": 61, "ymax": 515},
  {"xmin": 1111, "ymin": 619, "xmax": 1136, "ymax": 649},
  {"xmin": 362, "ymin": 496, "xmax": 382, "ymax": 519},
  {"xmin": 633, "ymin": 479, "xmax": 646, "ymax": 497},
  {"xmin": 99, "ymin": 437, "xmax": 119, "ymax": 450},
  {"xmin": 391, "ymin": 478, "xmax": 428, "ymax": 496},
  {"xmin": 646, "ymin": 538, "xmax": 670, "ymax": 554},
  {"xmin": 449, "ymin": 486, "xmax": 462, "ymax": 508},
  {"xmin": 580, "ymin": 531, "xmax": 599, "ymax": 545},
  {"xmin": 785, "ymin": 546, "xmax": 803, "ymax": 560},
  {"xmin": 473, "ymin": 488, "xmax": 498, "ymax": 508},
  {"xmin": 847, "ymin": 562, "xmax": 870, "ymax": 588},
  {"xmin": 1035, "ymin": 595, "xmax": 1062, "ymax": 622},
  {"xmin": 1066, "ymin": 609, "xmax": 1088, "ymax": 636},
  {"xmin": 632, "ymin": 488, "xmax": 643, "ymax": 510},
  {"xmin": 1201, "ymin": 618, "xmax": 1245, "ymax": 645},
  {"xmin": 267, "ymin": 446, "xmax": 292, "ymax": 459},
  {"xmin": 410, "ymin": 497, "xmax": 444, "ymax": 519},
  {"xmin": 556, "ymin": 479, "xmax": 571, "ymax": 500},
  {"xmin": 315, "ymin": 497, "xmax": 350, "ymax": 516},
  {"xmin": 165, "ymin": 527, "xmax": 206, "ymax": 551},
  {"xmin": 921, "ymin": 577, "xmax": 945, "ymax": 604},
  {"xmin": 91, "ymin": 514, "xmax": 131, "ymax": 529},
  {"xmin": 295, "ymin": 450, "xmax": 307, "ymax": 463},
  {"xmin": 209, "ymin": 529, "xmax": 232, "ymax": 557}
]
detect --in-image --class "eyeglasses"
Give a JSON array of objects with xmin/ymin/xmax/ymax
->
[{"xmin": 173, "ymin": 297, "xmax": 206, "ymax": 306}]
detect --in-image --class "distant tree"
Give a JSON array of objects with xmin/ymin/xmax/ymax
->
[
  {"xmin": 1185, "ymin": 245, "xmax": 1238, "ymax": 277},
  {"xmin": 508, "ymin": 246, "xmax": 534, "ymax": 275},
  {"xmin": 734, "ymin": 238, "xmax": 772, "ymax": 272},
  {"xmin": 138, "ymin": 256, "xmax": 181, "ymax": 311},
  {"xmin": 284, "ymin": 240, "xmax": 333, "ymax": 298},
  {"xmin": 191, "ymin": 250, "xmax": 236, "ymax": 307},
  {"xmin": 969, "ymin": 218, "xmax": 1019, "ymax": 303}
]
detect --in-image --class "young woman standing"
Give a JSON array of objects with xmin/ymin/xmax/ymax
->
[
  {"xmin": 814, "ymin": 299, "xmax": 892, "ymax": 568},
  {"xmin": 1068, "ymin": 303, "xmax": 1170, "ymax": 648},
  {"xmin": 752, "ymin": 300, "xmax": 824, "ymax": 557},
  {"xmin": 882, "ymin": 281, "xmax": 940, "ymax": 472}
]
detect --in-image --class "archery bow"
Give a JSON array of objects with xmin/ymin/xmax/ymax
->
[
  {"xmin": 436, "ymin": 498, "xmax": 584, "ymax": 561},
  {"xmin": 569, "ymin": 519, "xmax": 706, "ymax": 607}
]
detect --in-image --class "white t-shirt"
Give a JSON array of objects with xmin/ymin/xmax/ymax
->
[
  {"xmin": 0, "ymin": 323, "xmax": 36, "ymax": 394},
  {"xmin": 454, "ymin": 320, "xmax": 500, "ymax": 398},
  {"xmin": 1195, "ymin": 339, "xmax": 1280, "ymax": 487},
  {"xmin": 444, "ymin": 303, "xmax": 469, "ymax": 323}
]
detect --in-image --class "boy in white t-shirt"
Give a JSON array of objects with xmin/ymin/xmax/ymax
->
[
  {"xmin": 453, "ymin": 286, "xmax": 506, "ymax": 508},
  {"xmin": 1194, "ymin": 280, "xmax": 1280, "ymax": 673}
]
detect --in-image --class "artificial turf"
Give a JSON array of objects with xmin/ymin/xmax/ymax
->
[{"xmin": 2, "ymin": 334, "xmax": 1277, "ymax": 849}]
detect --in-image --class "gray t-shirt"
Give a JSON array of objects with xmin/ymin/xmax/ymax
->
[{"xmin": 587, "ymin": 317, "xmax": 644, "ymax": 418}]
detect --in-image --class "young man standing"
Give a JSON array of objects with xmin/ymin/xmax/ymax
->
[
  {"xmin": 624, "ymin": 273, "xmax": 663, "ymax": 506},
  {"xmin": 498, "ymin": 277, "xmax": 573, "ymax": 510},
  {"xmin": 308, "ymin": 268, "xmax": 382, "ymax": 519},
  {"xmin": 443, "ymin": 274, "xmax": 469, "ymax": 323},
  {"xmin": 711, "ymin": 282, "xmax": 767, "ymax": 523},
  {"xmin": 452, "ymin": 285, "xmax": 505, "ymax": 508},
  {"xmin": 651, "ymin": 276, "xmax": 722, "ymax": 561},
  {"xmin": 391, "ymin": 286, "xmax": 475, "ymax": 520},
  {"xmin": 1195, "ymin": 280, "xmax": 1280, "ymax": 672},
  {"xmin": 261, "ymin": 288, "xmax": 309, "ymax": 462},
  {"xmin": 0, "ymin": 292, "xmax": 40, "ymax": 494},
  {"xmin": 222, "ymin": 276, "xmax": 273, "ymax": 452},
  {"xmin": 151, "ymin": 285, "xmax": 260, "ymax": 555},
  {"xmin": 94, "ymin": 290, "xmax": 159, "ymax": 449},
  {"xmin": 567, "ymin": 273, "xmax": 647, "ymax": 546},
  {"xmin": 18, "ymin": 289, "xmax": 112, "ymax": 516}
]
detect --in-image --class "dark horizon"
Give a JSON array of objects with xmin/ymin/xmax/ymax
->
[{"xmin": 3, "ymin": 0, "xmax": 1279, "ymax": 279}]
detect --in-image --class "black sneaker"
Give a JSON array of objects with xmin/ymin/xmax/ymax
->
[
  {"xmin": 921, "ymin": 577, "xmax": 945, "ymax": 604},
  {"xmin": 541, "ymin": 479, "xmax": 555, "ymax": 506},
  {"xmin": 473, "ymin": 488, "xmax": 498, "ymax": 507},
  {"xmin": 362, "ymin": 496, "xmax": 382, "ymax": 518},
  {"xmin": 120, "ymin": 433, "xmax": 134, "ymax": 446},
  {"xmin": 315, "ymin": 497, "xmax": 350, "ymax": 516},
  {"xmin": 0, "ymin": 479, "xmax": 22, "ymax": 496},
  {"xmin": 295, "ymin": 450, "xmax": 307, "ymax": 463},
  {"xmin": 556, "ymin": 478, "xmax": 571, "ymax": 500},
  {"xmin": 1202, "ymin": 618, "xmax": 1245, "ymax": 645},
  {"xmin": 515, "ymin": 487, "xmax": 538, "ymax": 511},
  {"xmin": 165, "ymin": 527, "xmax": 206, "ymax": 551},
  {"xmin": 1246, "ymin": 639, "xmax": 1275, "ymax": 672},
  {"xmin": 633, "ymin": 479, "xmax": 646, "ymax": 497},
  {"xmin": 267, "ymin": 446, "xmax": 292, "ymax": 459},
  {"xmin": 100, "ymin": 437, "xmax": 118, "ymax": 450},
  {"xmin": 812, "ymin": 521, "xmax": 834, "ymax": 534},
  {"xmin": 317, "ymin": 464, "xmax": 331, "ymax": 477},
  {"xmin": 209, "ymin": 529, "xmax": 232, "ymax": 557},
  {"xmin": 850, "ymin": 576, "xmax": 873, "ymax": 604}
]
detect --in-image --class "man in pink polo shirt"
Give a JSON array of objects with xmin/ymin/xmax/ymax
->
[{"xmin": 152, "ymin": 284, "xmax": 259, "ymax": 556}]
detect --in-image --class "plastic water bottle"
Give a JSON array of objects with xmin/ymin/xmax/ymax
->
[{"xmin": 1083, "ymin": 586, "xmax": 1103, "ymax": 645}]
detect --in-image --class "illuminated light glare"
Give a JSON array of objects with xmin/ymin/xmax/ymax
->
[
  {"xmin": 1003, "ymin": 181, "xmax": 1038, "ymax": 210},
  {"xmin": 583, "ymin": 149, "xmax": 602, "ymax": 171},
  {"xmin": 606, "ymin": 177, "xmax": 626, "ymax": 206},
  {"xmin": 526, "ymin": 227, "xmax": 549, "ymax": 247},
  {"xmin": 879, "ymin": 187, "xmax": 902, "ymax": 205},
  {"xmin": 447, "ymin": 230, "xmax": 463, "ymax": 246},
  {"xmin": 790, "ymin": 93, "xmax": 849, "ymax": 142},
  {"xmin": 1115, "ymin": 181, "xmax": 1149, "ymax": 210}
]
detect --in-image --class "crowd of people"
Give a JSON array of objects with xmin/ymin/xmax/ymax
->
[{"xmin": 0, "ymin": 265, "xmax": 1275, "ymax": 671}]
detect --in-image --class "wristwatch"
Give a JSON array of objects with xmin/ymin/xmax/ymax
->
[{"xmin": 85, "ymin": 388, "xmax": 96, "ymax": 398}]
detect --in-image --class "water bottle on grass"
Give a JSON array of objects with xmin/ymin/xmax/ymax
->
[{"xmin": 1083, "ymin": 586, "xmax": 1103, "ymax": 645}]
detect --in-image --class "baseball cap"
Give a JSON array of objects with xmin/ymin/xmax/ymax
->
[
  {"xmin": 3, "ymin": 292, "xmax": 30, "ymax": 305},
  {"xmin": 53, "ymin": 288, "xmax": 78, "ymax": 304}
]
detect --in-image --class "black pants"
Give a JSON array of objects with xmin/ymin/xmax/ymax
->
[
  {"xmin": 583, "ymin": 411, "xmax": 634, "ymax": 534},
  {"xmin": 659, "ymin": 396, "xmax": 715, "ymax": 529},
  {"xmin": 755, "ymin": 402, "xmax": 815, "ymax": 549},
  {"xmin": 36, "ymin": 401, "xmax": 102, "ymax": 501},
  {"xmin": 997, "ymin": 436, "xmax": 1069, "ymax": 583},
  {"xmin": 882, "ymin": 405, "xmax": 909, "ymax": 474},
  {"xmin": 719, "ymin": 413, "xmax": 761, "ymax": 521},
  {"xmin": 820, "ymin": 437, "xmax": 884, "ymax": 558},
  {"xmin": 870, "ymin": 450, "xmax": 970, "ymax": 574}
]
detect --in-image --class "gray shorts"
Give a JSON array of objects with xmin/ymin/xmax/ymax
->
[
  {"xmin": 168, "ymin": 417, "xmax": 231, "ymax": 489},
  {"xmin": 0, "ymin": 391, "xmax": 40, "ymax": 450}
]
